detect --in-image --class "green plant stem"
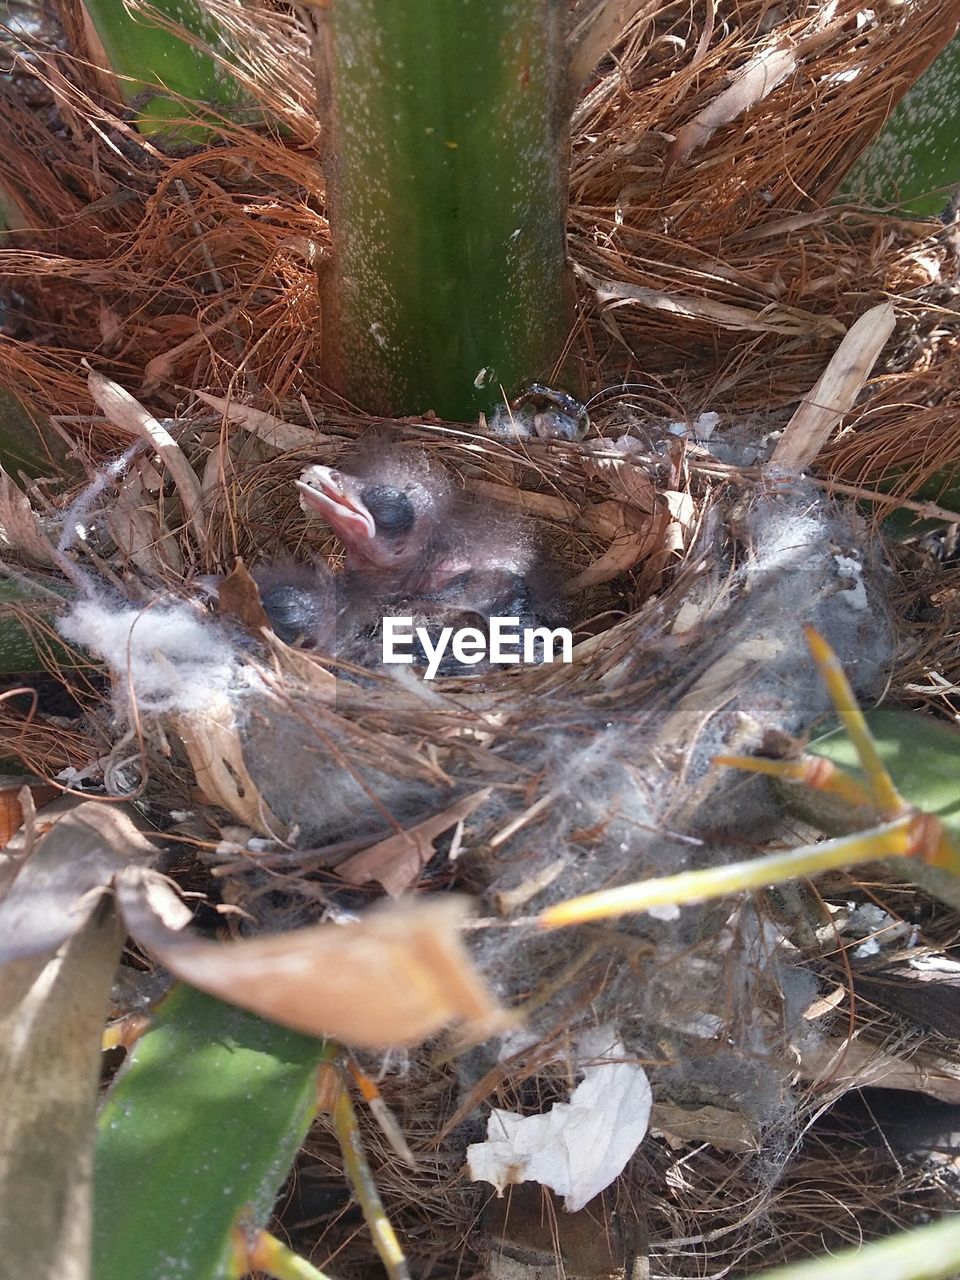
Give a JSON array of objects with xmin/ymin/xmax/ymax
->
[
  {"xmin": 843, "ymin": 32, "xmax": 960, "ymax": 217},
  {"xmin": 321, "ymin": 0, "xmax": 571, "ymax": 420}
]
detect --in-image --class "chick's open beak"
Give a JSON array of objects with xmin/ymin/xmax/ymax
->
[{"xmin": 296, "ymin": 465, "xmax": 376, "ymax": 542}]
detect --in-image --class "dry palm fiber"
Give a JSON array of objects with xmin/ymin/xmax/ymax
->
[
  {"xmin": 0, "ymin": 0, "xmax": 954, "ymax": 417},
  {"xmin": 1, "ymin": 0, "xmax": 960, "ymax": 1277}
]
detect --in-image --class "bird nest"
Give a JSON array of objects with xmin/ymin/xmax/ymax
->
[
  {"xmin": 4, "ymin": 395, "xmax": 958, "ymax": 1278},
  {"xmin": 3, "ymin": 0, "xmax": 960, "ymax": 1275}
]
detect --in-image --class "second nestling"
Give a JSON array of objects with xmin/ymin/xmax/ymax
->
[{"xmin": 250, "ymin": 444, "xmax": 568, "ymax": 677}]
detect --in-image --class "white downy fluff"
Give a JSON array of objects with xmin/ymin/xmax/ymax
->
[
  {"xmin": 466, "ymin": 1026, "xmax": 652, "ymax": 1211},
  {"xmin": 57, "ymin": 597, "xmax": 244, "ymax": 716}
]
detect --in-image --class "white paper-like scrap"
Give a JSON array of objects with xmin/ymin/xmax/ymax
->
[{"xmin": 466, "ymin": 1028, "xmax": 652, "ymax": 1212}]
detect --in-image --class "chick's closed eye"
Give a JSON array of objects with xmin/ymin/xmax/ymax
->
[{"xmin": 360, "ymin": 486, "xmax": 416, "ymax": 537}]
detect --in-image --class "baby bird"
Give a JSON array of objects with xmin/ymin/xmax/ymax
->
[
  {"xmin": 234, "ymin": 445, "xmax": 563, "ymax": 675},
  {"xmin": 296, "ymin": 449, "xmax": 455, "ymax": 582},
  {"xmin": 250, "ymin": 560, "xmax": 337, "ymax": 650},
  {"xmin": 296, "ymin": 446, "xmax": 539, "ymax": 597}
]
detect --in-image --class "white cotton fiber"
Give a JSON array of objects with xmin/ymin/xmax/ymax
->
[{"xmin": 57, "ymin": 596, "xmax": 242, "ymax": 716}]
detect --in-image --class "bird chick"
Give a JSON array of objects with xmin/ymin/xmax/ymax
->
[
  {"xmin": 296, "ymin": 445, "xmax": 543, "ymax": 596},
  {"xmin": 296, "ymin": 448, "xmax": 455, "ymax": 582},
  {"xmin": 250, "ymin": 560, "xmax": 337, "ymax": 650},
  {"xmin": 254, "ymin": 444, "xmax": 565, "ymax": 676}
]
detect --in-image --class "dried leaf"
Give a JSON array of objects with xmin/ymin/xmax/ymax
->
[
  {"xmin": 796, "ymin": 1034, "xmax": 960, "ymax": 1105},
  {"xmin": 0, "ymin": 897, "xmax": 123, "ymax": 1280},
  {"xmin": 171, "ymin": 696, "xmax": 283, "ymax": 837},
  {"xmin": 192, "ymin": 391, "xmax": 328, "ymax": 451},
  {"xmin": 670, "ymin": 45, "xmax": 797, "ymax": 165},
  {"xmin": 0, "ymin": 468, "xmax": 57, "ymax": 566},
  {"xmin": 116, "ymin": 878, "xmax": 509, "ymax": 1049},
  {"xmin": 216, "ymin": 557, "xmax": 271, "ymax": 632},
  {"xmin": 565, "ymin": 526, "xmax": 659, "ymax": 592},
  {"xmin": 650, "ymin": 1102, "xmax": 759, "ymax": 1153},
  {"xmin": 582, "ymin": 452, "xmax": 658, "ymax": 511},
  {"xmin": 106, "ymin": 463, "xmax": 183, "ymax": 576},
  {"xmin": 338, "ymin": 789, "xmax": 492, "ymax": 895},
  {"xmin": 85, "ymin": 366, "xmax": 204, "ymax": 546},
  {"xmin": 772, "ymin": 303, "xmax": 897, "ymax": 468},
  {"xmin": 0, "ymin": 778, "xmax": 57, "ymax": 851},
  {"xmin": 564, "ymin": 472, "xmax": 676, "ymax": 591},
  {"xmin": 567, "ymin": 0, "xmax": 651, "ymax": 95},
  {"xmin": 0, "ymin": 800, "xmax": 155, "ymax": 966},
  {"xmin": 662, "ymin": 489, "xmax": 696, "ymax": 556},
  {"xmin": 590, "ymin": 273, "xmax": 845, "ymax": 338}
]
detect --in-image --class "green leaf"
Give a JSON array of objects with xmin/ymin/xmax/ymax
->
[
  {"xmin": 94, "ymin": 984, "xmax": 328, "ymax": 1280},
  {"xmin": 802, "ymin": 708, "xmax": 960, "ymax": 832},
  {"xmin": 80, "ymin": 0, "xmax": 248, "ymax": 144},
  {"xmin": 785, "ymin": 706, "xmax": 960, "ymax": 908},
  {"xmin": 760, "ymin": 1213, "xmax": 960, "ymax": 1280}
]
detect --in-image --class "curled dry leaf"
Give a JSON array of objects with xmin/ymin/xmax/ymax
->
[
  {"xmin": 795, "ymin": 1034, "xmax": 960, "ymax": 1106},
  {"xmin": 0, "ymin": 778, "xmax": 57, "ymax": 852},
  {"xmin": 106, "ymin": 462, "xmax": 183, "ymax": 577},
  {"xmin": 662, "ymin": 489, "xmax": 696, "ymax": 557},
  {"xmin": 117, "ymin": 874, "xmax": 509, "ymax": 1049},
  {"xmin": 581, "ymin": 451, "xmax": 657, "ymax": 511},
  {"xmin": 577, "ymin": 265, "xmax": 846, "ymax": 339},
  {"xmin": 337, "ymin": 788, "xmax": 492, "ymax": 896},
  {"xmin": 0, "ymin": 467, "xmax": 57, "ymax": 566},
  {"xmin": 215, "ymin": 557, "xmax": 271, "ymax": 633},
  {"xmin": 85, "ymin": 365, "xmax": 204, "ymax": 546},
  {"xmin": 650, "ymin": 1102, "xmax": 759, "ymax": 1154},
  {"xmin": 0, "ymin": 898, "xmax": 123, "ymax": 1280},
  {"xmin": 565, "ymin": 527, "xmax": 659, "ymax": 592},
  {"xmin": 567, "ymin": 0, "xmax": 651, "ymax": 96},
  {"xmin": 0, "ymin": 799, "xmax": 156, "ymax": 966},
  {"xmin": 669, "ymin": 45, "xmax": 797, "ymax": 165},
  {"xmin": 171, "ymin": 695, "xmax": 283, "ymax": 837},
  {"xmin": 564, "ymin": 472, "xmax": 678, "ymax": 592}
]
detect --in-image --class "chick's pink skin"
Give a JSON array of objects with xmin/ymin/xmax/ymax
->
[
  {"xmin": 296, "ymin": 454, "xmax": 453, "ymax": 573},
  {"xmin": 296, "ymin": 466, "xmax": 376, "ymax": 544},
  {"xmin": 296, "ymin": 448, "xmax": 545, "ymax": 623}
]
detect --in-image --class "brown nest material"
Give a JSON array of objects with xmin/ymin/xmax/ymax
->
[
  {"xmin": 2, "ymin": 0, "xmax": 960, "ymax": 1275},
  {"xmin": 3, "ymin": 404, "xmax": 952, "ymax": 1277}
]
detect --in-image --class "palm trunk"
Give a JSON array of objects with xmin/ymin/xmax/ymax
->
[{"xmin": 319, "ymin": 0, "xmax": 571, "ymax": 420}]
